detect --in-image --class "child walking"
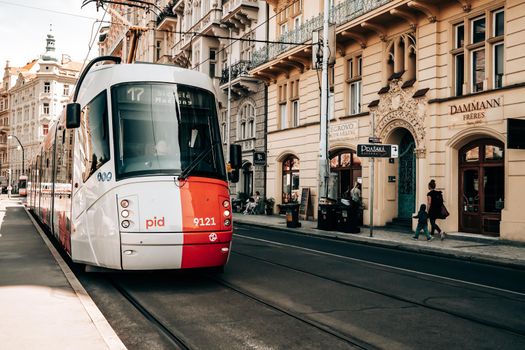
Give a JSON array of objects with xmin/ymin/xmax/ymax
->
[{"xmin": 412, "ymin": 204, "xmax": 433, "ymax": 241}]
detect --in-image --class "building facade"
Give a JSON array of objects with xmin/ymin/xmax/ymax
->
[
  {"xmin": 98, "ymin": 0, "xmax": 269, "ymax": 199},
  {"xmin": 4, "ymin": 31, "xmax": 81, "ymax": 185},
  {"xmin": 251, "ymin": 0, "xmax": 525, "ymax": 241}
]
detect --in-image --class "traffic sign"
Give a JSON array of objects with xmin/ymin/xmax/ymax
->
[{"xmin": 357, "ymin": 144, "xmax": 399, "ymax": 158}]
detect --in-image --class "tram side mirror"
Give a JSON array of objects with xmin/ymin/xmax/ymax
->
[
  {"xmin": 230, "ymin": 144, "xmax": 242, "ymax": 169},
  {"xmin": 66, "ymin": 103, "xmax": 81, "ymax": 129}
]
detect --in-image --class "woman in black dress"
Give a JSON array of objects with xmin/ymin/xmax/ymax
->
[{"xmin": 427, "ymin": 179, "xmax": 446, "ymax": 240}]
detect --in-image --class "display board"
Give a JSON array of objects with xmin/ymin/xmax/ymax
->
[{"xmin": 299, "ymin": 187, "xmax": 312, "ymax": 220}]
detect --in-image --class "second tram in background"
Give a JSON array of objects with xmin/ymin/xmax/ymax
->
[{"xmin": 27, "ymin": 57, "xmax": 242, "ymax": 270}]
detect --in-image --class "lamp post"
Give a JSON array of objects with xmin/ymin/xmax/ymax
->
[{"xmin": 8, "ymin": 134, "xmax": 24, "ymax": 176}]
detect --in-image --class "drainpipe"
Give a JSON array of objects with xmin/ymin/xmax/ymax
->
[{"xmin": 263, "ymin": 2, "xmax": 269, "ymax": 200}]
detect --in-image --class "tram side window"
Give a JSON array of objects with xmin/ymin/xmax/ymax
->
[{"xmin": 80, "ymin": 92, "xmax": 110, "ymax": 182}]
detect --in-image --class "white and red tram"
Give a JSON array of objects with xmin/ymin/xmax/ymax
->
[{"xmin": 28, "ymin": 57, "xmax": 241, "ymax": 270}]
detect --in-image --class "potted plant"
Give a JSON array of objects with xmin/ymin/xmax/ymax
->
[{"xmin": 265, "ymin": 197, "xmax": 275, "ymax": 215}]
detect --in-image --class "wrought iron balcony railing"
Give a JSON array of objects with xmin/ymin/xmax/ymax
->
[
  {"xmin": 220, "ymin": 60, "xmax": 253, "ymax": 85},
  {"xmin": 251, "ymin": 0, "xmax": 392, "ymax": 68}
]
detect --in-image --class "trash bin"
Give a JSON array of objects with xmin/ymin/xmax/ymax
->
[
  {"xmin": 337, "ymin": 201, "xmax": 360, "ymax": 233},
  {"xmin": 318, "ymin": 204, "xmax": 337, "ymax": 231},
  {"xmin": 283, "ymin": 203, "xmax": 301, "ymax": 228}
]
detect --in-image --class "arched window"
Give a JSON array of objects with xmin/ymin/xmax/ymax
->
[
  {"xmin": 237, "ymin": 101, "xmax": 256, "ymax": 140},
  {"xmin": 282, "ymin": 155, "xmax": 300, "ymax": 204},
  {"xmin": 329, "ymin": 149, "xmax": 362, "ymax": 199}
]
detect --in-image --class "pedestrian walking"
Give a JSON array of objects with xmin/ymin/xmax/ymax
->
[
  {"xmin": 7, "ymin": 185, "xmax": 12, "ymax": 199},
  {"xmin": 412, "ymin": 204, "xmax": 433, "ymax": 241},
  {"xmin": 427, "ymin": 179, "xmax": 446, "ymax": 240}
]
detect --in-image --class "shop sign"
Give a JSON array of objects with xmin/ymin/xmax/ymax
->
[
  {"xmin": 329, "ymin": 120, "xmax": 358, "ymax": 141},
  {"xmin": 449, "ymin": 96, "xmax": 503, "ymax": 126},
  {"xmin": 253, "ymin": 151, "xmax": 266, "ymax": 165},
  {"xmin": 357, "ymin": 144, "xmax": 399, "ymax": 158}
]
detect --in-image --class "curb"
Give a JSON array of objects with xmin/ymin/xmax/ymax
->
[{"xmin": 234, "ymin": 220, "xmax": 525, "ymax": 271}]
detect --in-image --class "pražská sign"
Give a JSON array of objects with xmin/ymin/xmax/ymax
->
[{"xmin": 357, "ymin": 144, "xmax": 399, "ymax": 158}]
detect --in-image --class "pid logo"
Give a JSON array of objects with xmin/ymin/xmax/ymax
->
[{"xmin": 146, "ymin": 216, "xmax": 165, "ymax": 229}]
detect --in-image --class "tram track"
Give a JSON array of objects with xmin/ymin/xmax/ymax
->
[
  {"xmin": 110, "ymin": 279, "xmax": 191, "ymax": 350},
  {"xmin": 229, "ymin": 248, "xmax": 525, "ymax": 338},
  {"xmin": 203, "ymin": 272, "xmax": 375, "ymax": 350}
]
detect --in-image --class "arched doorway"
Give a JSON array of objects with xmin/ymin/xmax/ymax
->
[
  {"xmin": 459, "ymin": 139, "xmax": 504, "ymax": 235},
  {"xmin": 282, "ymin": 155, "xmax": 299, "ymax": 204},
  {"xmin": 398, "ymin": 132, "xmax": 416, "ymax": 219},
  {"xmin": 329, "ymin": 149, "xmax": 362, "ymax": 199}
]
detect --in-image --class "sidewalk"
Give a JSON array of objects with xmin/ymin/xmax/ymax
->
[
  {"xmin": 0, "ymin": 196, "xmax": 126, "ymax": 350},
  {"xmin": 233, "ymin": 213, "xmax": 525, "ymax": 269}
]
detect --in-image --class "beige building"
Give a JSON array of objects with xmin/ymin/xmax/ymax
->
[
  {"xmin": 251, "ymin": 0, "xmax": 525, "ymax": 240},
  {"xmin": 4, "ymin": 31, "xmax": 81, "ymax": 184}
]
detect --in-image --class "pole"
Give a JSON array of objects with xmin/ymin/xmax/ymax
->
[
  {"xmin": 318, "ymin": 0, "xmax": 330, "ymax": 203},
  {"xmin": 369, "ymin": 112, "xmax": 375, "ymax": 237},
  {"xmin": 9, "ymin": 134, "xmax": 25, "ymax": 175},
  {"xmin": 226, "ymin": 26, "xmax": 232, "ymax": 162}
]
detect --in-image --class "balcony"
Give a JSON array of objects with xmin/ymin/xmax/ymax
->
[
  {"xmin": 156, "ymin": 10, "xmax": 177, "ymax": 31},
  {"xmin": 219, "ymin": 60, "xmax": 260, "ymax": 97},
  {"xmin": 222, "ymin": 0, "xmax": 258, "ymax": 31},
  {"xmin": 251, "ymin": 0, "xmax": 393, "ymax": 77}
]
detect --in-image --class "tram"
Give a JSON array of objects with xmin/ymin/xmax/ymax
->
[
  {"xmin": 18, "ymin": 175, "xmax": 28, "ymax": 197},
  {"xmin": 27, "ymin": 56, "xmax": 241, "ymax": 270}
]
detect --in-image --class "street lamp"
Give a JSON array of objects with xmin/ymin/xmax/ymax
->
[{"xmin": 7, "ymin": 134, "xmax": 24, "ymax": 176}]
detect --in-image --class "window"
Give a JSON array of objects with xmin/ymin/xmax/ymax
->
[
  {"xmin": 280, "ymin": 23, "xmax": 288, "ymax": 36},
  {"xmin": 43, "ymin": 103, "xmax": 49, "ymax": 115},
  {"xmin": 42, "ymin": 124, "xmax": 49, "ymax": 136},
  {"xmin": 471, "ymin": 17, "xmax": 486, "ymax": 44},
  {"xmin": 280, "ymin": 103, "xmax": 287, "ymax": 129},
  {"xmin": 156, "ymin": 40, "xmax": 162, "ymax": 61},
  {"xmin": 44, "ymin": 82, "xmax": 50, "ymax": 93},
  {"xmin": 455, "ymin": 53, "xmax": 465, "ymax": 96},
  {"xmin": 241, "ymin": 32, "xmax": 255, "ymax": 61},
  {"xmin": 294, "ymin": 16, "xmax": 301, "ymax": 29},
  {"xmin": 282, "ymin": 155, "xmax": 300, "ymax": 204},
  {"xmin": 292, "ymin": 100, "xmax": 299, "ymax": 127},
  {"xmin": 328, "ymin": 91, "xmax": 335, "ymax": 120},
  {"xmin": 63, "ymin": 84, "xmax": 69, "ymax": 96},
  {"xmin": 493, "ymin": 10, "xmax": 504, "ymax": 37},
  {"xmin": 347, "ymin": 55, "xmax": 362, "ymax": 115},
  {"xmin": 209, "ymin": 48, "xmax": 217, "ymax": 78},
  {"xmin": 455, "ymin": 23, "xmax": 465, "ymax": 48},
  {"xmin": 472, "ymin": 48, "xmax": 485, "ymax": 93},
  {"xmin": 238, "ymin": 102, "xmax": 255, "ymax": 140},
  {"xmin": 79, "ymin": 91, "xmax": 110, "ymax": 182},
  {"xmin": 494, "ymin": 43, "xmax": 504, "ymax": 88},
  {"xmin": 248, "ymin": 120, "xmax": 254, "ymax": 138}
]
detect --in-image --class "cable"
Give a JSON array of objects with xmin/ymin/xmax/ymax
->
[
  {"xmin": 79, "ymin": 5, "xmax": 109, "ymax": 74},
  {"xmin": 0, "ymin": 0, "xmax": 99, "ymax": 20}
]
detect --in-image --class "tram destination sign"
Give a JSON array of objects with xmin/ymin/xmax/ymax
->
[{"xmin": 357, "ymin": 144, "xmax": 399, "ymax": 158}]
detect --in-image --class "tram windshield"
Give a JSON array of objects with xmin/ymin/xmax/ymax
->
[{"xmin": 112, "ymin": 83, "xmax": 226, "ymax": 180}]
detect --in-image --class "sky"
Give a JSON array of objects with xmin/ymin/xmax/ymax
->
[{"xmin": 0, "ymin": 0, "xmax": 106, "ymax": 69}]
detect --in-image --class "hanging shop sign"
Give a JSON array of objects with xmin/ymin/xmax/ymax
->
[{"xmin": 357, "ymin": 144, "xmax": 399, "ymax": 158}]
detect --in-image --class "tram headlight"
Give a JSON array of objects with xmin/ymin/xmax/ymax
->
[
  {"xmin": 121, "ymin": 220, "xmax": 130, "ymax": 229},
  {"xmin": 223, "ymin": 210, "xmax": 230, "ymax": 217},
  {"xmin": 121, "ymin": 209, "xmax": 130, "ymax": 218},
  {"xmin": 224, "ymin": 219, "xmax": 231, "ymax": 226},
  {"xmin": 120, "ymin": 199, "xmax": 129, "ymax": 208},
  {"xmin": 222, "ymin": 200, "xmax": 230, "ymax": 208}
]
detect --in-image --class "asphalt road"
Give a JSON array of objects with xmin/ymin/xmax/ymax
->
[{"xmin": 77, "ymin": 223, "xmax": 525, "ymax": 350}]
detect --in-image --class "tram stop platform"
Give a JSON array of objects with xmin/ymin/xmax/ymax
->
[
  {"xmin": 0, "ymin": 196, "xmax": 126, "ymax": 350},
  {"xmin": 233, "ymin": 212, "xmax": 525, "ymax": 270}
]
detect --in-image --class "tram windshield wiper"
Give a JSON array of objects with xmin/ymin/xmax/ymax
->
[{"xmin": 178, "ymin": 141, "xmax": 219, "ymax": 181}]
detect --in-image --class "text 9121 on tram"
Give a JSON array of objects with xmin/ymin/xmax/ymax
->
[{"xmin": 27, "ymin": 57, "xmax": 242, "ymax": 271}]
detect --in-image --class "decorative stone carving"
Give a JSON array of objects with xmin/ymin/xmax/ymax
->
[
  {"xmin": 414, "ymin": 147, "xmax": 426, "ymax": 158},
  {"xmin": 373, "ymin": 79, "xmax": 427, "ymax": 150}
]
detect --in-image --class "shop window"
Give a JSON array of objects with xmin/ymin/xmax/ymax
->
[
  {"xmin": 282, "ymin": 155, "xmax": 300, "ymax": 204},
  {"xmin": 485, "ymin": 144, "xmax": 504, "ymax": 160},
  {"xmin": 329, "ymin": 150, "xmax": 362, "ymax": 200},
  {"xmin": 463, "ymin": 146, "xmax": 480, "ymax": 162}
]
